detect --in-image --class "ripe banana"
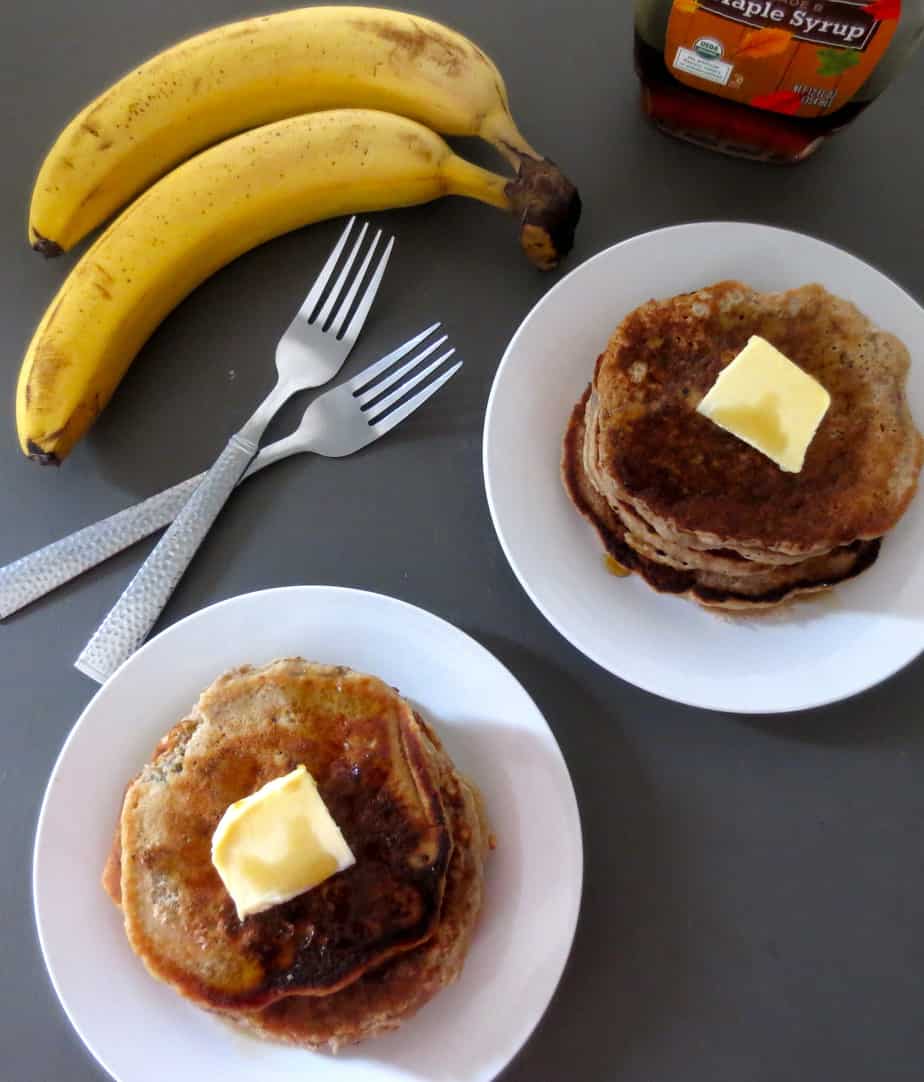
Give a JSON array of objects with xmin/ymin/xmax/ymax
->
[
  {"xmin": 17, "ymin": 109, "xmax": 565, "ymax": 465},
  {"xmin": 29, "ymin": 5, "xmax": 578, "ymax": 256}
]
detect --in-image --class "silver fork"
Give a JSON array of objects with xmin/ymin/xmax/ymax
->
[
  {"xmin": 73, "ymin": 329, "xmax": 461, "ymax": 683},
  {"xmin": 72, "ymin": 216, "xmax": 394, "ymax": 683},
  {"xmin": 0, "ymin": 328, "xmax": 442, "ymax": 623}
]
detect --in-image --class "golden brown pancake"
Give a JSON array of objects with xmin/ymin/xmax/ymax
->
[
  {"xmin": 105, "ymin": 684, "xmax": 490, "ymax": 1052},
  {"xmin": 584, "ymin": 389, "xmax": 815, "ymax": 569},
  {"xmin": 592, "ymin": 282, "xmax": 922, "ymax": 557},
  {"xmin": 563, "ymin": 387, "xmax": 881, "ymax": 610},
  {"xmin": 228, "ymin": 732, "xmax": 489, "ymax": 1051},
  {"xmin": 113, "ymin": 660, "xmax": 454, "ymax": 1011}
]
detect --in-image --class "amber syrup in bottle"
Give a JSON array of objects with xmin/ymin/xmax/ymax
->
[
  {"xmin": 633, "ymin": 1, "xmax": 923, "ymax": 164},
  {"xmin": 635, "ymin": 32, "xmax": 869, "ymax": 161}
]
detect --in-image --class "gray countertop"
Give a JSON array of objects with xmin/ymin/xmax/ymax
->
[{"xmin": 2, "ymin": 2, "xmax": 923, "ymax": 1080}]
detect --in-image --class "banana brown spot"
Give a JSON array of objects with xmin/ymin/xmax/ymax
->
[
  {"xmin": 350, "ymin": 18, "xmax": 466, "ymax": 76},
  {"xmin": 224, "ymin": 25, "xmax": 257, "ymax": 40},
  {"xmin": 399, "ymin": 132, "xmax": 436, "ymax": 163},
  {"xmin": 29, "ymin": 342, "xmax": 70, "ymax": 403}
]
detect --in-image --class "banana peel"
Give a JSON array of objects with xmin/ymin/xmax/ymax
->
[{"xmin": 18, "ymin": 110, "xmax": 580, "ymax": 465}]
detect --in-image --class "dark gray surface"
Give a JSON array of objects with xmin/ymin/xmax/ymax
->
[{"xmin": 2, "ymin": 2, "xmax": 923, "ymax": 1080}]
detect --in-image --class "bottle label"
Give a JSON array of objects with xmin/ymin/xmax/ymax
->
[{"xmin": 664, "ymin": 1, "xmax": 901, "ymax": 116}]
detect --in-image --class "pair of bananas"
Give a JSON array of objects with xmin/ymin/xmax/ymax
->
[{"xmin": 17, "ymin": 6, "xmax": 581, "ymax": 464}]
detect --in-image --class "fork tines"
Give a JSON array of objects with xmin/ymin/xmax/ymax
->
[
  {"xmin": 351, "ymin": 324, "xmax": 463, "ymax": 434},
  {"xmin": 298, "ymin": 217, "xmax": 395, "ymax": 343}
]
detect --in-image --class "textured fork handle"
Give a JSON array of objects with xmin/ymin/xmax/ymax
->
[
  {"xmin": 0, "ymin": 474, "xmax": 206, "ymax": 621},
  {"xmin": 75, "ymin": 435, "xmax": 255, "ymax": 683},
  {"xmin": 0, "ymin": 424, "xmax": 291, "ymax": 622}
]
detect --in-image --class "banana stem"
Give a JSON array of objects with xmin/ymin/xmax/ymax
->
[
  {"xmin": 443, "ymin": 157, "xmax": 512, "ymax": 211},
  {"xmin": 475, "ymin": 111, "xmax": 582, "ymax": 271},
  {"xmin": 480, "ymin": 110, "xmax": 539, "ymax": 166},
  {"xmin": 447, "ymin": 148, "xmax": 582, "ymax": 272}
]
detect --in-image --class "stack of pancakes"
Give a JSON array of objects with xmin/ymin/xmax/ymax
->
[
  {"xmin": 103, "ymin": 659, "xmax": 490, "ymax": 1052},
  {"xmin": 563, "ymin": 282, "xmax": 923, "ymax": 610}
]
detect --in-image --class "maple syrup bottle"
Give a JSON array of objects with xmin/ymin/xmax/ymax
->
[{"xmin": 635, "ymin": 0, "xmax": 924, "ymax": 162}]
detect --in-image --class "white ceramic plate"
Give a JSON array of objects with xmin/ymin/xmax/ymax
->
[
  {"xmin": 34, "ymin": 587, "xmax": 582, "ymax": 1082},
  {"xmin": 484, "ymin": 222, "xmax": 924, "ymax": 714}
]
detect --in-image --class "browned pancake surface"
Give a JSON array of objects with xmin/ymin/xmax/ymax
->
[
  {"xmin": 594, "ymin": 282, "xmax": 922, "ymax": 554},
  {"xmin": 116, "ymin": 660, "xmax": 451, "ymax": 1010},
  {"xmin": 230, "ymin": 733, "xmax": 489, "ymax": 1051},
  {"xmin": 563, "ymin": 387, "xmax": 881, "ymax": 609}
]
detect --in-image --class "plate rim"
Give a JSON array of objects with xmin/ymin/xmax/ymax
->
[
  {"xmin": 483, "ymin": 220, "xmax": 924, "ymax": 714},
  {"xmin": 33, "ymin": 584, "xmax": 584, "ymax": 1082}
]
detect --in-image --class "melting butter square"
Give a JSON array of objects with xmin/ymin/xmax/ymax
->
[
  {"xmin": 211, "ymin": 765, "xmax": 355, "ymax": 920},
  {"xmin": 696, "ymin": 335, "xmax": 831, "ymax": 473}
]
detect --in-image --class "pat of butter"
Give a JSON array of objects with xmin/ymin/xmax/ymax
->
[
  {"xmin": 211, "ymin": 765, "xmax": 354, "ymax": 920},
  {"xmin": 697, "ymin": 335, "xmax": 830, "ymax": 473}
]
